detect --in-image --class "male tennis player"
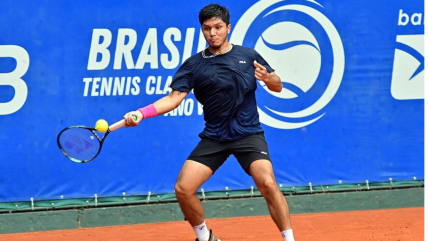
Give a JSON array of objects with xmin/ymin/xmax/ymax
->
[{"xmin": 124, "ymin": 3, "xmax": 295, "ymax": 241}]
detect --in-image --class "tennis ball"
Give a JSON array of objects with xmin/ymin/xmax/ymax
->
[{"xmin": 95, "ymin": 119, "xmax": 108, "ymax": 132}]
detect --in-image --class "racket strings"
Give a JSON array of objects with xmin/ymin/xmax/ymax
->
[{"xmin": 58, "ymin": 128, "xmax": 101, "ymax": 162}]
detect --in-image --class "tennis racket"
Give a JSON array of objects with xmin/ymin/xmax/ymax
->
[{"xmin": 57, "ymin": 115, "xmax": 136, "ymax": 163}]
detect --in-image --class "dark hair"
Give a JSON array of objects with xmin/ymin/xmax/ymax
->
[{"xmin": 199, "ymin": 3, "xmax": 230, "ymax": 26}]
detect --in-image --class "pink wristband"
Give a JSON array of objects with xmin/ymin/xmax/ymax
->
[{"xmin": 138, "ymin": 104, "xmax": 158, "ymax": 119}]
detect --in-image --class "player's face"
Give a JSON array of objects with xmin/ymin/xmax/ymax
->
[{"xmin": 202, "ymin": 17, "xmax": 231, "ymax": 51}]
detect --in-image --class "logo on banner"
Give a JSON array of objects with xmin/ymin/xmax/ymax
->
[
  {"xmin": 391, "ymin": 9, "xmax": 424, "ymax": 100},
  {"xmin": 230, "ymin": 0, "xmax": 345, "ymax": 129},
  {"xmin": 0, "ymin": 45, "xmax": 29, "ymax": 115}
]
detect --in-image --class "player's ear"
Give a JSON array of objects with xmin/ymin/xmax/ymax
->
[{"xmin": 227, "ymin": 24, "xmax": 232, "ymax": 34}]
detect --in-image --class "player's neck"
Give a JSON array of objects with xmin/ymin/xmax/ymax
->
[{"xmin": 207, "ymin": 42, "xmax": 232, "ymax": 56}]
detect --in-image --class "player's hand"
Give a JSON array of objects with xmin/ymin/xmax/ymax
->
[
  {"xmin": 124, "ymin": 110, "xmax": 143, "ymax": 128},
  {"xmin": 254, "ymin": 60, "xmax": 272, "ymax": 83}
]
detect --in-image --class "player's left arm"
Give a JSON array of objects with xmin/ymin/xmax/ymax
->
[{"xmin": 253, "ymin": 60, "xmax": 283, "ymax": 93}]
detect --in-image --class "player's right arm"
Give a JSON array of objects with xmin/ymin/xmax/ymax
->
[
  {"xmin": 153, "ymin": 90, "xmax": 188, "ymax": 114},
  {"xmin": 124, "ymin": 89, "xmax": 188, "ymax": 127}
]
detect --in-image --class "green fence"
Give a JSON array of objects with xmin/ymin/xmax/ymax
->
[{"xmin": 0, "ymin": 179, "xmax": 423, "ymax": 213}]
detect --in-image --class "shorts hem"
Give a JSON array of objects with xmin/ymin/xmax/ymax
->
[{"xmin": 186, "ymin": 157, "xmax": 217, "ymax": 174}]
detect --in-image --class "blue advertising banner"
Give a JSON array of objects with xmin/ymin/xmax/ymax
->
[{"xmin": 0, "ymin": 0, "xmax": 424, "ymax": 202}]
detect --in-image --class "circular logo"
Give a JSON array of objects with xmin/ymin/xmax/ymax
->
[{"xmin": 230, "ymin": 0, "xmax": 345, "ymax": 129}]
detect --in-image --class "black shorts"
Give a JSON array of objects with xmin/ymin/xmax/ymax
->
[{"xmin": 187, "ymin": 132, "xmax": 271, "ymax": 175}]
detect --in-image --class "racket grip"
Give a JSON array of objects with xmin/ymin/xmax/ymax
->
[
  {"xmin": 108, "ymin": 114, "xmax": 138, "ymax": 132},
  {"xmin": 109, "ymin": 120, "xmax": 125, "ymax": 132}
]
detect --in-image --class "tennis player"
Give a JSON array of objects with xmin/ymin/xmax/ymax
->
[{"xmin": 124, "ymin": 3, "xmax": 295, "ymax": 241}]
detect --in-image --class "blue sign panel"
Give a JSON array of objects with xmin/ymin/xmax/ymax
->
[{"xmin": 0, "ymin": 0, "xmax": 424, "ymax": 202}]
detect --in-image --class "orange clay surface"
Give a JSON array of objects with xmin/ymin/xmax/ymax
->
[{"xmin": 0, "ymin": 207, "xmax": 423, "ymax": 241}]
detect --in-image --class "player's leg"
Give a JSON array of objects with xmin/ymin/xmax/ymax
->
[
  {"xmin": 174, "ymin": 159, "xmax": 213, "ymax": 226},
  {"xmin": 232, "ymin": 133, "xmax": 294, "ymax": 240},
  {"xmin": 247, "ymin": 159, "xmax": 292, "ymax": 231},
  {"xmin": 175, "ymin": 137, "xmax": 228, "ymax": 241}
]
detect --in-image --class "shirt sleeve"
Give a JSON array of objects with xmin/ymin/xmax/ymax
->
[
  {"xmin": 169, "ymin": 58, "xmax": 195, "ymax": 92},
  {"xmin": 255, "ymin": 50, "xmax": 275, "ymax": 73}
]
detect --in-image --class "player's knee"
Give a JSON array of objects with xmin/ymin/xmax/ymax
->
[
  {"xmin": 174, "ymin": 181, "xmax": 193, "ymax": 197},
  {"xmin": 174, "ymin": 182, "xmax": 184, "ymax": 196},
  {"xmin": 258, "ymin": 178, "xmax": 278, "ymax": 194}
]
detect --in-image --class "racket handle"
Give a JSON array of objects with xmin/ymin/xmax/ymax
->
[{"xmin": 108, "ymin": 114, "xmax": 137, "ymax": 132}]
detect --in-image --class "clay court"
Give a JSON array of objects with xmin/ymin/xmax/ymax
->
[{"xmin": 0, "ymin": 207, "xmax": 423, "ymax": 241}]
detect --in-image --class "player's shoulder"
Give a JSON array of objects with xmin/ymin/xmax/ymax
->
[
  {"xmin": 232, "ymin": 45, "xmax": 258, "ymax": 58},
  {"xmin": 232, "ymin": 45, "xmax": 258, "ymax": 59},
  {"xmin": 232, "ymin": 44, "xmax": 255, "ymax": 53},
  {"xmin": 187, "ymin": 50, "xmax": 204, "ymax": 62},
  {"xmin": 179, "ymin": 51, "xmax": 204, "ymax": 69}
]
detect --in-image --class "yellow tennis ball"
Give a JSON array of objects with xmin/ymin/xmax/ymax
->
[{"xmin": 95, "ymin": 119, "xmax": 108, "ymax": 132}]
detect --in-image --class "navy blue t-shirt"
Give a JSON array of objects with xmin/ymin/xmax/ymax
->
[{"xmin": 170, "ymin": 45, "xmax": 275, "ymax": 141}]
